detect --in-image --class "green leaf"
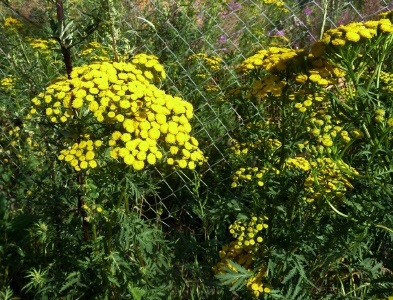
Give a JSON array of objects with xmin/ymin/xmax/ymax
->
[
  {"xmin": 59, "ymin": 272, "xmax": 86, "ymax": 294},
  {"xmin": 130, "ymin": 287, "xmax": 146, "ymax": 300},
  {"xmin": 215, "ymin": 259, "xmax": 252, "ymax": 291}
]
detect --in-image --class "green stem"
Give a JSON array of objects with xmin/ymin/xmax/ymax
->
[
  {"xmin": 78, "ymin": 171, "xmax": 90, "ymax": 241},
  {"xmin": 328, "ymin": 200, "xmax": 393, "ymax": 234},
  {"xmin": 106, "ymin": 217, "xmax": 113, "ymax": 254},
  {"xmin": 92, "ymin": 223, "xmax": 97, "ymax": 242},
  {"xmin": 319, "ymin": 0, "xmax": 329, "ymax": 40},
  {"xmin": 124, "ymin": 193, "xmax": 130, "ymax": 215},
  {"xmin": 106, "ymin": 0, "xmax": 118, "ymax": 62},
  {"xmin": 326, "ymin": 199, "xmax": 357, "ymax": 222},
  {"xmin": 278, "ymin": 85, "xmax": 289, "ymax": 168},
  {"xmin": 375, "ymin": 224, "xmax": 393, "ymax": 234}
]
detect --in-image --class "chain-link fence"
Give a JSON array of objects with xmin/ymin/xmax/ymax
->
[
  {"xmin": 123, "ymin": 0, "xmax": 393, "ymax": 226},
  {"xmin": 1, "ymin": 0, "xmax": 393, "ymax": 229}
]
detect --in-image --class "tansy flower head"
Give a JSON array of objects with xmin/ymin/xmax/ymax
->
[{"xmin": 30, "ymin": 55, "xmax": 205, "ymax": 171}]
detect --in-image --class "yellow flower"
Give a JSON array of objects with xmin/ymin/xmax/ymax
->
[
  {"xmin": 116, "ymin": 114, "xmax": 124, "ymax": 122},
  {"xmin": 65, "ymin": 154, "xmax": 74, "ymax": 162},
  {"xmin": 78, "ymin": 160, "xmax": 88, "ymax": 169},
  {"xmin": 147, "ymin": 153, "xmax": 157, "ymax": 165},
  {"xmin": 155, "ymin": 151, "xmax": 163, "ymax": 159},
  {"xmin": 309, "ymin": 74, "xmax": 322, "ymax": 82},
  {"xmin": 136, "ymin": 151, "xmax": 146, "ymax": 161},
  {"xmin": 133, "ymin": 160, "xmax": 144, "ymax": 170},
  {"xmin": 170, "ymin": 146, "xmax": 179, "ymax": 155},
  {"xmin": 147, "ymin": 128, "xmax": 160, "ymax": 140},
  {"xmin": 359, "ymin": 29, "xmax": 374, "ymax": 39},
  {"xmin": 188, "ymin": 161, "xmax": 196, "ymax": 170},
  {"xmin": 138, "ymin": 141, "xmax": 149, "ymax": 152},
  {"xmin": 110, "ymin": 148, "xmax": 119, "ymax": 159},
  {"xmin": 178, "ymin": 159, "xmax": 187, "ymax": 168},
  {"xmin": 118, "ymin": 147, "xmax": 129, "ymax": 157},
  {"xmin": 75, "ymin": 89, "xmax": 86, "ymax": 98},
  {"xmin": 72, "ymin": 98, "xmax": 83, "ymax": 109},
  {"xmin": 176, "ymin": 132, "xmax": 187, "ymax": 145},
  {"xmin": 89, "ymin": 160, "xmax": 97, "ymax": 168},
  {"xmin": 46, "ymin": 108, "xmax": 53, "ymax": 115},
  {"xmin": 121, "ymin": 133, "xmax": 131, "ymax": 142},
  {"xmin": 3, "ymin": 17, "xmax": 23, "ymax": 29},
  {"xmin": 85, "ymin": 151, "xmax": 95, "ymax": 160},
  {"xmin": 346, "ymin": 31, "xmax": 360, "ymax": 42},
  {"xmin": 322, "ymin": 138, "xmax": 333, "ymax": 147},
  {"xmin": 365, "ymin": 20, "xmax": 379, "ymax": 28},
  {"xmin": 165, "ymin": 134, "xmax": 176, "ymax": 144},
  {"xmin": 295, "ymin": 74, "xmax": 308, "ymax": 83},
  {"xmin": 380, "ymin": 24, "xmax": 393, "ymax": 33},
  {"xmin": 331, "ymin": 39, "xmax": 346, "ymax": 46},
  {"xmin": 124, "ymin": 154, "xmax": 135, "ymax": 165},
  {"xmin": 112, "ymin": 131, "xmax": 122, "ymax": 140}
]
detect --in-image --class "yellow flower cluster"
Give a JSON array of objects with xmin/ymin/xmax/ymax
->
[
  {"xmin": 290, "ymin": 91, "xmax": 325, "ymax": 113},
  {"xmin": 26, "ymin": 37, "xmax": 56, "ymax": 53},
  {"xmin": 307, "ymin": 109, "xmax": 352, "ymax": 148},
  {"xmin": 230, "ymin": 137, "xmax": 281, "ymax": 156},
  {"xmin": 285, "ymin": 156, "xmax": 311, "ymax": 171},
  {"xmin": 1, "ymin": 76, "xmax": 15, "ymax": 90},
  {"xmin": 303, "ymin": 157, "xmax": 358, "ymax": 203},
  {"xmin": 213, "ymin": 216, "xmax": 270, "ymax": 297},
  {"xmin": 231, "ymin": 166, "xmax": 279, "ymax": 188},
  {"xmin": 247, "ymin": 269, "xmax": 271, "ymax": 296},
  {"xmin": 58, "ymin": 138, "xmax": 102, "ymax": 171},
  {"xmin": 312, "ymin": 16, "xmax": 393, "ymax": 57},
  {"xmin": 0, "ymin": 126, "xmax": 25, "ymax": 163},
  {"xmin": 374, "ymin": 109, "xmax": 386, "ymax": 124},
  {"xmin": 80, "ymin": 41, "xmax": 109, "ymax": 61},
  {"xmin": 248, "ymin": 75, "xmax": 286, "ymax": 99},
  {"xmin": 82, "ymin": 203, "xmax": 106, "ymax": 223},
  {"xmin": 188, "ymin": 53, "xmax": 222, "ymax": 71},
  {"xmin": 295, "ymin": 58, "xmax": 345, "ymax": 87},
  {"xmin": 240, "ymin": 48, "xmax": 345, "ymax": 105},
  {"xmin": 3, "ymin": 17, "xmax": 23, "ymax": 31},
  {"xmin": 239, "ymin": 47, "xmax": 302, "ymax": 73},
  {"xmin": 379, "ymin": 71, "xmax": 393, "ymax": 93},
  {"xmin": 8, "ymin": 126, "xmax": 20, "ymax": 138},
  {"xmin": 263, "ymin": 0, "xmax": 288, "ymax": 13},
  {"xmin": 282, "ymin": 155, "xmax": 358, "ymax": 203},
  {"xmin": 29, "ymin": 54, "xmax": 205, "ymax": 171},
  {"xmin": 188, "ymin": 53, "xmax": 222, "ymax": 92},
  {"xmin": 0, "ymin": 148, "xmax": 11, "ymax": 163},
  {"xmin": 131, "ymin": 53, "xmax": 166, "ymax": 81}
]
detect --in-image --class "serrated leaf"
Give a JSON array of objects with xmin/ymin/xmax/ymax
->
[
  {"xmin": 59, "ymin": 272, "xmax": 85, "ymax": 294},
  {"xmin": 130, "ymin": 287, "xmax": 146, "ymax": 300}
]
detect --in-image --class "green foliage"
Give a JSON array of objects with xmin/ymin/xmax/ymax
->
[{"xmin": 212, "ymin": 10, "xmax": 393, "ymax": 300}]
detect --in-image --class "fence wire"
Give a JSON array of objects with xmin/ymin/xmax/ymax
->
[{"xmin": 1, "ymin": 0, "xmax": 393, "ymax": 229}]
